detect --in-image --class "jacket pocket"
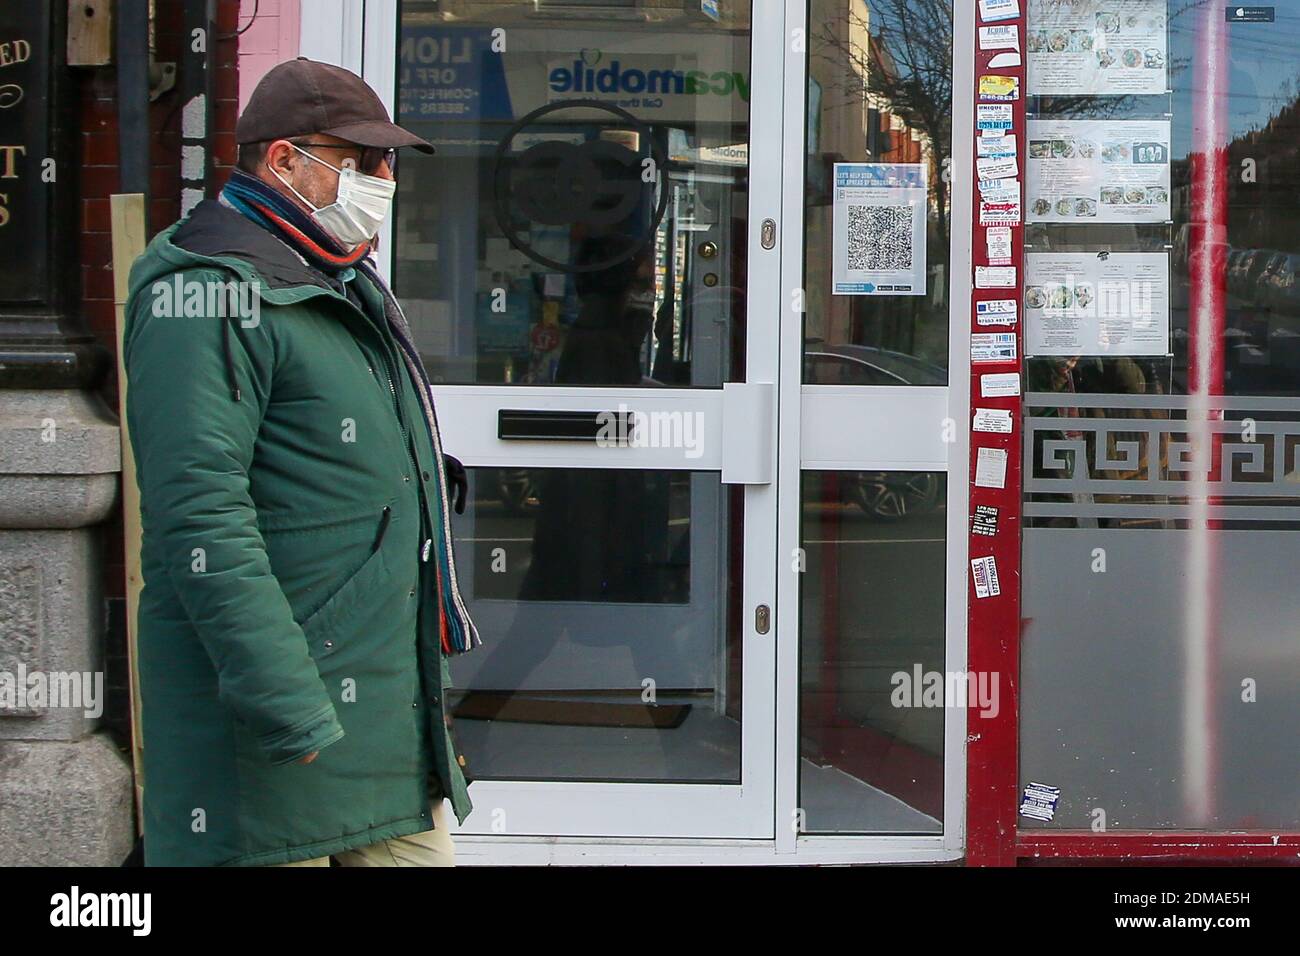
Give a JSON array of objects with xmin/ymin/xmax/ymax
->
[
  {"xmin": 263, "ymin": 506, "xmax": 394, "ymax": 623},
  {"xmin": 298, "ymin": 517, "xmax": 394, "ymax": 655}
]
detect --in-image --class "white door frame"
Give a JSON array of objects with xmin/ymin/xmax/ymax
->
[{"xmin": 301, "ymin": 0, "xmax": 973, "ymax": 863}]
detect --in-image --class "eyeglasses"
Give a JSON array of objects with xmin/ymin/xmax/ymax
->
[{"xmin": 291, "ymin": 142, "xmax": 397, "ymax": 175}]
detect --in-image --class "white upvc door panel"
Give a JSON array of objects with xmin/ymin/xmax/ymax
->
[{"xmin": 433, "ymin": 384, "xmax": 773, "ymax": 481}]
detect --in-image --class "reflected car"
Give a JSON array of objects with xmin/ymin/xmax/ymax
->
[{"xmin": 803, "ymin": 343, "xmax": 948, "ymax": 387}]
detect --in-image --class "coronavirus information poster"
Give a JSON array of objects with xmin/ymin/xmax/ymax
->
[{"xmin": 832, "ymin": 163, "xmax": 928, "ymax": 296}]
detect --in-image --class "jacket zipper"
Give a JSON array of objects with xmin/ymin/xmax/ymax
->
[
  {"xmin": 326, "ymin": 281, "xmax": 431, "ymax": 573},
  {"xmin": 378, "ymin": 351, "xmax": 422, "ymax": 482}
]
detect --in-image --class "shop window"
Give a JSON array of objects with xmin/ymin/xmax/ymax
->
[{"xmin": 1020, "ymin": 0, "xmax": 1300, "ymax": 830}]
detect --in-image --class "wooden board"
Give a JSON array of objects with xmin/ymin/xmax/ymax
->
[
  {"xmin": 66, "ymin": 0, "xmax": 112, "ymax": 67},
  {"xmin": 110, "ymin": 192, "xmax": 146, "ymax": 836}
]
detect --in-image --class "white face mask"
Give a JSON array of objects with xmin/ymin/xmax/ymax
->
[{"xmin": 272, "ymin": 142, "xmax": 396, "ymax": 248}]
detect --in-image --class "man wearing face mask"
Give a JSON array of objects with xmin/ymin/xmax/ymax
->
[{"xmin": 122, "ymin": 58, "xmax": 480, "ymax": 866}]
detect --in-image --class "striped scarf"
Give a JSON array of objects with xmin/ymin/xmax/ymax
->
[{"xmin": 219, "ymin": 171, "xmax": 481, "ymax": 654}]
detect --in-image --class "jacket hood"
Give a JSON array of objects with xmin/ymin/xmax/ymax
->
[
  {"xmin": 125, "ymin": 199, "xmax": 358, "ymax": 402},
  {"xmin": 126, "ymin": 199, "xmax": 343, "ymax": 308}
]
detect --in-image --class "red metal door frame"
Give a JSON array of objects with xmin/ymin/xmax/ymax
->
[{"xmin": 964, "ymin": 0, "xmax": 1025, "ymax": 870}]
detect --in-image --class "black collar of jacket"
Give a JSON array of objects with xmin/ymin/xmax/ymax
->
[{"xmin": 170, "ymin": 199, "xmax": 338, "ymax": 293}]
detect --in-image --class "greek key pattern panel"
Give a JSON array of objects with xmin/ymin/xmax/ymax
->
[{"xmin": 1023, "ymin": 393, "xmax": 1300, "ymax": 522}]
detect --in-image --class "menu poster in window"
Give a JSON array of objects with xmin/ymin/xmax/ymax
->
[
  {"xmin": 831, "ymin": 163, "xmax": 927, "ymax": 296},
  {"xmin": 1026, "ymin": 0, "xmax": 1167, "ymax": 96},
  {"xmin": 1024, "ymin": 252, "xmax": 1169, "ymax": 356},
  {"xmin": 1027, "ymin": 120, "xmax": 1170, "ymax": 222}
]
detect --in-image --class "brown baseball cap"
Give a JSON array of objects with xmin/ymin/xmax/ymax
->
[{"xmin": 236, "ymin": 57, "xmax": 434, "ymax": 154}]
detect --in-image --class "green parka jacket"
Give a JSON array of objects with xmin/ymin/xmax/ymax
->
[{"xmin": 123, "ymin": 199, "xmax": 474, "ymax": 866}]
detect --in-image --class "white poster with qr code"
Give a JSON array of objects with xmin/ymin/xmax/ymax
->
[{"xmin": 832, "ymin": 163, "xmax": 927, "ymax": 296}]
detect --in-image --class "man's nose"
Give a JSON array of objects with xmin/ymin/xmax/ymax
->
[{"xmin": 375, "ymin": 158, "xmax": 395, "ymax": 181}]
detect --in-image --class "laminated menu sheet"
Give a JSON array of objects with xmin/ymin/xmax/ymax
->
[
  {"xmin": 1026, "ymin": 0, "xmax": 1167, "ymax": 96},
  {"xmin": 1024, "ymin": 252, "xmax": 1169, "ymax": 356},
  {"xmin": 1026, "ymin": 119, "xmax": 1170, "ymax": 223}
]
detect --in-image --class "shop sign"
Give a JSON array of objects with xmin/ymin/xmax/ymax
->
[{"xmin": 0, "ymin": 4, "xmax": 47, "ymax": 304}]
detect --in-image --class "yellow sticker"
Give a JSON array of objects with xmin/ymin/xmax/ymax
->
[{"xmin": 978, "ymin": 74, "xmax": 1020, "ymax": 101}]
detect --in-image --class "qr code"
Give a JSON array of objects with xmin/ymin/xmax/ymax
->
[{"xmin": 846, "ymin": 204, "xmax": 913, "ymax": 272}]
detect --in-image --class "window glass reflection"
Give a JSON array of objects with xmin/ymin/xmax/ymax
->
[
  {"xmin": 447, "ymin": 468, "xmax": 744, "ymax": 785},
  {"xmin": 802, "ymin": 0, "xmax": 954, "ymax": 382},
  {"xmin": 394, "ymin": 0, "xmax": 752, "ymax": 386},
  {"xmin": 798, "ymin": 471, "xmax": 946, "ymax": 833}
]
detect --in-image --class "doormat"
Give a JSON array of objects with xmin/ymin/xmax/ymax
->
[{"xmin": 451, "ymin": 691, "xmax": 692, "ymax": 729}]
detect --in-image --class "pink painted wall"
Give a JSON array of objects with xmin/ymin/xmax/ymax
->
[{"xmin": 237, "ymin": 0, "xmax": 300, "ymax": 111}]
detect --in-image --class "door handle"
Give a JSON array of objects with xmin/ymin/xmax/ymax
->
[{"xmin": 721, "ymin": 382, "xmax": 774, "ymax": 484}]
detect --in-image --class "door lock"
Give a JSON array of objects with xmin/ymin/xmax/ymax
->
[
  {"xmin": 760, "ymin": 218, "xmax": 776, "ymax": 250},
  {"xmin": 755, "ymin": 604, "xmax": 771, "ymax": 635}
]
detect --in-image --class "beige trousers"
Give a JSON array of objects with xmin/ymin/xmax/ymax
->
[{"xmin": 269, "ymin": 799, "xmax": 455, "ymax": 867}]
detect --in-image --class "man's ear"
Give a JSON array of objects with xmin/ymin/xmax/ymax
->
[{"xmin": 265, "ymin": 139, "xmax": 298, "ymax": 178}]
